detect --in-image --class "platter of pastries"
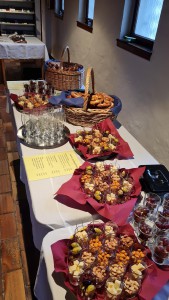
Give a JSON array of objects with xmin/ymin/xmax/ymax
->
[
  {"xmin": 73, "ymin": 128, "xmax": 119, "ymax": 155},
  {"xmin": 17, "ymin": 93, "xmax": 49, "ymax": 110},
  {"xmin": 10, "ymin": 92, "xmax": 50, "ymax": 111}
]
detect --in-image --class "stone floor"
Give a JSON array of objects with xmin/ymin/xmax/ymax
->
[{"xmin": 0, "ymin": 84, "xmax": 40, "ymax": 300}]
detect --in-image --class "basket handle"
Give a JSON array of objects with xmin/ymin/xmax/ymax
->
[
  {"xmin": 61, "ymin": 45, "xmax": 70, "ymax": 64},
  {"xmin": 83, "ymin": 67, "xmax": 95, "ymax": 111}
]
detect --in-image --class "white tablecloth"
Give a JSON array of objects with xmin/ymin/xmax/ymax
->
[
  {"xmin": 34, "ymin": 227, "xmax": 169, "ymax": 300},
  {"xmin": 0, "ymin": 36, "xmax": 49, "ymax": 60},
  {"xmin": 7, "ymin": 81, "xmax": 159, "ymax": 251}
]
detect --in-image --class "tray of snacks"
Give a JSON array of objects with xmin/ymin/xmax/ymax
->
[
  {"xmin": 51, "ymin": 221, "xmax": 169, "ymax": 300},
  {"xmin": 69, "ymin": 118, "xmax": 133, "ymax": 160},
  {"xmin": 10, "ymin": 80, "xmax": 56, "ymax": 111},
  {"xmin": 130, "ymin": 192, "xmax": 169, "ymax": 266},
  {"xmin": 55, "ymin": 162, "xmax": 145, "ymax": 225}
]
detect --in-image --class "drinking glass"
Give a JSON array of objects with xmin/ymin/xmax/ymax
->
[
  {"xmin": 151, "ymin": 234, "xmax": 169, "ymax": 265},
  {"xmin": 138, "ymin": 218, "xmax": 154, "ymax": 245},
  {"xmin": 133, "ymin": 205, "xmax": 149, "ymax": 228},
  {"xmin": 104, "ymin": 222, "xmax": 118, "ymax": 238},
  {"xmin": 109, "ymin": 262, "xmax": 126, "ymax": 281},
  {"xmin": 78, "ymin": 272, "xmax": 96, "ymax": 300},
  {"xmin": 144, "ymin": 192, "xmax": 161, "ymax": 215},
  {"xmin": 105, "ymin": 277, "xmax": 123, "ymax": 300},
  {"xmin": 154, "ymin": 214, "xmax": 169, "ymax": 236},
  {"xmin": 92, "ymin": 264, "xmax": 108, "ymax": 288},
  {"xmin": 68, "ymin": 259, "xmax": 84, "ymax": 286},
  {"xmin": 21, "ymin": 111, "xmax": 33, "ymax": 144},
  {"xmin": 123, "ymin": 273, "xmax": 141, "ymax": 299},
  {"xmin": 163, "ymin": 193, "xmax": 169, "ymax": 209}
]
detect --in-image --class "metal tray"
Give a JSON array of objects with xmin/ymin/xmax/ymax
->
[{"xmin": 17, "ymin": 125, "xmax": 70, "ymax": 150}]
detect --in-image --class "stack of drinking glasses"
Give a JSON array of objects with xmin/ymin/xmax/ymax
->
[
  {"xmin": 132, "ymin": 192, "xmax": 169, "ymax": 265},
  {"xmin": 21, "ymin": 106, "xmax": 67, "ymax": 148}
]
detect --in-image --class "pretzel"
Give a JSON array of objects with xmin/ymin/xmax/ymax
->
[
  {"xmin": 70, "ymin": 91, "xmax": 84, "ymax": 98},
  {"xmin": 89, "ymin": 92, "xmax": 114, "ymax": 109}
]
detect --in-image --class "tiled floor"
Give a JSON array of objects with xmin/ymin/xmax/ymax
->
[{"xmin": 0, "ymin": 85, "xmax": 40, "ymax": 300}]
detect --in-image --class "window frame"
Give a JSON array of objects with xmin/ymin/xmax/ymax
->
[
  {"xmin": 117, "ymin": 0, "xmax": 164, "ymax": 60},
  {"xmin": 77, "ymin": 0, "xmax": 94, "ymax": 33},
  {"xmin": 54, "ymin": 0, "xmax": 64, "ymax": 19},
  {"xmin": 130, "ymin": 0, "xmax": 154, "ymax": 49},
  {"xmin": 85, "ymin": 0, "xmax": 94, "ymax": 28}
]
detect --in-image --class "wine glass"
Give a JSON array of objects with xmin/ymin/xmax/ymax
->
[
  {"xmin": 163, "ymin": 193, "xmax": 169, "ymax": 209},
  {"xmin": 151, "ymin": 233, "xmax": 169, "ymax": 265},
  {"xmin": 144, "ymin": 192, "xmax": 161, "ymax": 215}
]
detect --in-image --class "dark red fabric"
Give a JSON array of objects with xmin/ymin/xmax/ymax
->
[
  {"xmin": 51, "ymin": 224, "xmax": 169, "ymax": 300},
  {"xmin": 55, "ymin": 162, "xmax": 145, "ymax": 225},
  {"xmin": 69, "ymin": 118, "xmax": 134, "ymax": 160}
]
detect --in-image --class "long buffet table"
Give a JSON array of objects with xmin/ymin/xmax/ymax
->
[
  {"xmin": 7, "ymin": 81, "xmax": 169, "ymax": 300},
  {"xmin": 7, "ymin": 81, "xmax": 158, "ymax": 250}
]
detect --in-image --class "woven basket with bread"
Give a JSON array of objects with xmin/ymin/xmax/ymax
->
[
  {"xmin": 45, "ymin": 46, "xmax": 84, "ymax": 91},
  {"xmin": 64, "ymin": 67, "xmax": 122, "ymax": 127}
]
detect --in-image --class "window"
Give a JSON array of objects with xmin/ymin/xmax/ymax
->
[
  {"xmin": 131, "ymin": 0, "xmax": 164, "ymax": 47},
  {"xmin": 86, "ymin": 0, "xmax": 95, "ymax": 27},
  {"xmin": 55, "ymin": 0, "xmax": 64, "ymax": 18},
  {"xmin": 117, "ymin": 0, "xmax": 164, "ymax": 60},
  {"xmin": 77, "ymin": 0, "xmax": 95, "ymax": 32}
]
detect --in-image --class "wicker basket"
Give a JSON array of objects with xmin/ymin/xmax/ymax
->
[
  {"xmin": 64, "ymin": 67, "xmax": 116, "ymax": 127},
  {"xmin": 45, "ymin": 46, "xmax": 84, "ymax": 90}
]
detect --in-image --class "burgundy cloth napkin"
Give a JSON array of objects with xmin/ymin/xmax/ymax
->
[
  {"xmin": 69, "ymin": 118, "xmax": 134, "ymax": 160},
  {"xmin": 55, "ymin": 162, "xmax": 145, "ymax": 225},
  {"xmin": 51, "ymin": 224, "xmax": 169, "ymax": 300}
]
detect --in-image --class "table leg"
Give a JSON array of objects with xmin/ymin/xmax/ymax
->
[
  {"xmin": 41, "ymin": 59, "xmax": 44, "ymax": 79},
  {"xmin": 1, "ymin": 59, "xmax": 7, "ymax": 87}
]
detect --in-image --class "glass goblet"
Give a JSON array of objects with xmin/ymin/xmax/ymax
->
[
  {"xmin": 163, "ymin": 193, "xmax": 169, "ymax": 209},
  {"xmin": 151, "ymin": 234, "xmax": 169, "ymax": 265},
  {"xmin": 154, "ymin": 215, "xmax": 169, "ymax": 236},
  {"xmin": 138, "ymin": 218, "xmax": 154, "ymax": 246},
  {"xmin": 144, "ymin": 192, "xmax": 161, "ymax": 214},
  {"xmin": 133, "ymin": 205, "xmax": 149, "ymax": 227}
]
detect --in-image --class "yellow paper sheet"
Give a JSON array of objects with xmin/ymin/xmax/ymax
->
[{"xmin": 23, "ymin": 150, "xmax": 81, "ymax": 181}]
